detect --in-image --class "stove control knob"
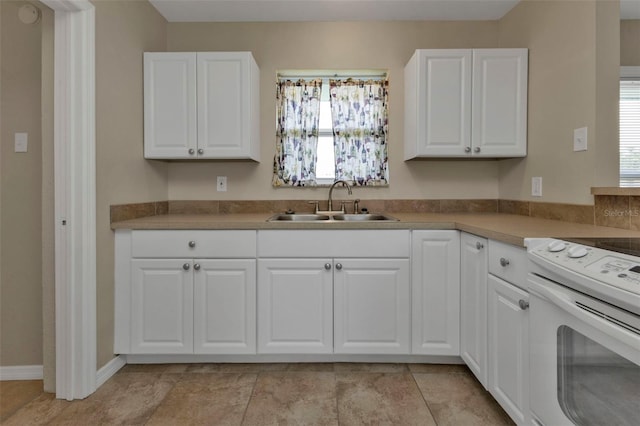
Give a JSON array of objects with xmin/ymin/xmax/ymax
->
[
  {"xmin": 547, "ymin": 240, "xmax": 566, "ymax": 252},
  {"xmin": 568, "ymin": 245, "xmax": 588, "ymax": 259}
]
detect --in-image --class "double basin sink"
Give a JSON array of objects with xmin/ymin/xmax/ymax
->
[{"xmin": 267, "ymin": 213, "xmax": 398, "ymax": 222}]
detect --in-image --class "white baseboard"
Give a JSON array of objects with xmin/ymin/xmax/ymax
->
[
  {"xmin": 96, "ymin": 355, "xmax": 126, "ymax": 388},
  {"xmin": 0, "ymin": 365, "xmax": 44, "ymax": 381}
]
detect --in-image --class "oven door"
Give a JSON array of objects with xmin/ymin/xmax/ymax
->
[{"xmin": 528, "ymin": 274, "xmax": 640, "ymax": 426}]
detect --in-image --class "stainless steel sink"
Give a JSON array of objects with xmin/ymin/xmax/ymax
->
[
  {"xmin": 331, "ymin": 214, "xmax": 398, "ymax": 221},
  {"xmin": 267, "ymin": 213, "xmax": 398, "ymax": 222},
  {"xmin": 267, "ymin": 214, "xmax": 330, "ymax": 222}
]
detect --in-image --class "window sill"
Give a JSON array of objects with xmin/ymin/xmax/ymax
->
[{"xmin": 591, "ymin": 187, "xmax": 640, "ymax": 196}]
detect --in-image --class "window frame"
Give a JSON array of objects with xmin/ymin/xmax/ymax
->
[{"xmin": 620, "ymin": 66, "xmax": 640, "ymax": 187}]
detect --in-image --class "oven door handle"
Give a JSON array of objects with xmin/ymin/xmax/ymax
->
[{"xmin": 532, "ymin": 283, "xmax": 640, "ymax": 349}]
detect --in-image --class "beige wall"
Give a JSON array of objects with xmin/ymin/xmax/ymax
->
[
  {"xmin": 0, "ymin": 0, "xmax": 46, "ymax": 367},
  {"xmin": 166, "ymin": 21, "xmax": 502, "ymax": 202},
  {"xmin": 94, "ymin": 0, "xmax": 168, "ymax": 368},
  {"xmin": 621, "ymin": 19, "xmax": 640, "ymax": 66},
  {"xmin": 497, "ymin": 0, "xmax": 620, "ymax": 205}
]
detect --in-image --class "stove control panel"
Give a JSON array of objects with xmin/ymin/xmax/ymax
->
[{"xmin": 529, "ymin": 239, "xmax": 640, "ymax": 296}]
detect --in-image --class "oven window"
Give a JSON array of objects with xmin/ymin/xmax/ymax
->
[{"xmin": 557, "ymin": 326, "xmax": 640, "ymax": 426}]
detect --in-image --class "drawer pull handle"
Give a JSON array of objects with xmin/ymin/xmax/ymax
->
[
  {"xmin": 336, "ymin": 263, "xmax": 343, "ymax": 270},
  {"xmin": 188, "ymin": 241, "xmax": 196, "ymax": 248},
  {"xmin": 476, "ymin": 242, "xmax": 484, "ymax": 250},
  {"xmin": 183, "ymin": 263, "xmax": 190, "ymax": 271},
  {"xmin": 324, "ymin": 263, "xmax": 332, "ymax": 270},
  {"xmin": 188, "ymin": 148, "xmax": 195, "ymax": 155},
  {"xmin": 518, "ymin": 299, "xmax": 529, "ymax": 310},
  {"xmin": 198, "ymin": 148, "xmax": 204, "ymax": 155},
  {"xmin": 500, "ymin": 257, "xmax": 510, "ymax": 267},
  {"xmin": 194, "ymin": 263, "xmax": 201, "ymax": 271}
]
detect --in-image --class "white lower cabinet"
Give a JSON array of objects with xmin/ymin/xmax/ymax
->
[
  {"xmin": 256, "ymin": 230, "xmax": 411, "ymax": 355},
  {"xmin": 487, "ymin": 275, "xmax": 529, "ymax": 425},
  {"xmin": 257, "ymin": 259, "xmax": 334, "ymax": 354},
  {"xmin": 334, "ymin": 259, "xmax": 410, "ymax": 354},
  {"xmin": 115, "ymin": 230, "xmax": 257, "ymax": 355},
  {"xmin": 460, "ymin": 232, "xmax": 488, "ymax": 388},
  {"xmin": 131, "ymin": 259, "xmax": 194, "ymax": 354},
  {"xmin": 411, "ymin": 231, "xmax": 460, "ymax": 355}
]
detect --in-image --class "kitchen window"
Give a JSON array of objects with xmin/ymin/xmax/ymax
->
[
  {"xmin": 273, "ymin": 72, "xmax": 389, "ymax": 187},
  {"xmin": 620, "ymin": 67, "xmax": 640, "ymax": 187}
]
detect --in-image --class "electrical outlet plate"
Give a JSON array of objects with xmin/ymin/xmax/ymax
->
[
  {"xmin": 14, "ymin": 133, "xmax": 28, "ymax": 152},
  {"xmin": 532, "ymin": 177, "xmax": 542, "ymax": 197},
  {"xmin": 573, "ymin": 127, "xmax": 587, "ymax": 152},
  {"xmin": 217, "ymin": 176, "xmax": 227, "ymax": 192}
]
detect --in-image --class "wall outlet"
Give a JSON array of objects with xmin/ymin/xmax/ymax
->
[
  {"xmin": 573, "ymin": 127, "xmax": 588, "ymax": 152},
  {"xmin": 217, "ymin": 176, "xmax": 227, "ymax": 192},
  {"xmin": 14, "ymin": 133, "xmax": 28, "ymax": 152},
  {"xmin": 532, "ymin": 177, "xmax": 542, "ymax": 197}
]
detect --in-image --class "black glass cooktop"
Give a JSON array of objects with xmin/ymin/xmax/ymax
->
[{"xmin": 565, "ymin": 238, "xmax": 640, "ymax": 258}]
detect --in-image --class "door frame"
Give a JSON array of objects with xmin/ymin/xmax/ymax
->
[{"xmin": 41, "ymin": 0, "xmax": 96, "ymax": 400}]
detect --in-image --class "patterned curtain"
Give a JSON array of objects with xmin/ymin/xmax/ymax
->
[
  {"xmin": 329, "ymin": 79, "xmax": 389, "ymax": 186},
  {"xmin": 273, "ymin": 79, "xmax": 322, "ymax": 186}
]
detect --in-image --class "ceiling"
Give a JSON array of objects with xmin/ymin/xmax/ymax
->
[{"xmin": 149, "ymin": 0, "xmax": 640, "ymax": 22}]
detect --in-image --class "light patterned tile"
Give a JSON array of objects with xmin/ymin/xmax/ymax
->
[
  {"xmin": 334, "ymin": 363, "xmax": 408, "ymax": 373},
  {"xmin": 0, "ymin": 380, "xmax": 44, "ymax": 422},
  {"xmin": 336, "ymin": 372, "xmax": 436, "ymax": 426},
  {"xmin": 408, "ymin": 363, "xmax": 469, "ymax": 374},
  {"xmin": 1, "ymin": 393, "xmax": 70, "ymax": 426},
  {"xmin": 242, "ymin": 372, "xmax": 338, "ymax": 425},
  {"xmin": 413, "ymin": 372, "xmax": 514, "ymax": 426}
]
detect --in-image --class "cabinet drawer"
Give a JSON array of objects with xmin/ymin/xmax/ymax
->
[
  {"xmin": 488, "ymin": 240, "xmax": 527, "ymax": 289},
  {"xmin": 131, "ymin": 230, "xmax": 256, "ymax": 258},
  {"xmin": 258, "ymin": 230, "xmax": 410, "ymax": 258}
]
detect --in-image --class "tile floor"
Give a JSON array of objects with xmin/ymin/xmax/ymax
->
[{"xmin": 1, "ymin": 363, "xmax": 514, "ymax": 425}]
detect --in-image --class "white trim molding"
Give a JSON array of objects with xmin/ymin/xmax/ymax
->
[
  {"xmin": 41, "ymin": 0, "xmax": 96, "ymax": 401},
  {"xmin": 96, "ymin": 356, "xmax": 126, "ymax": 388},
  {"xmin": 0, "ymin": 365, "xmax": 44, "ymax": 381}
]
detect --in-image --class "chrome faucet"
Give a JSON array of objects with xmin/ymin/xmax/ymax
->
[{"xmin": 327, "ymin": 180, "xmax": 352, "ymax": 213}]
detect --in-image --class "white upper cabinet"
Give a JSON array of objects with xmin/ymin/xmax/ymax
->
[
  {"xmin": 405, "ymin": 48, "xmax": 527, "ymax": 159},
  {"xmin": 144, "ymin": 52, "xmax": 260, "ymax": 160}
]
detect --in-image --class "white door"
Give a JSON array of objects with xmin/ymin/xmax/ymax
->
[
  {"xmin": 414, "ymin": 49, "xmax": 472, "ymax": 157},
  {"xmin": 472, "ymin": 49, "xmax": 528, "ymax": 157},
  {"xmin": 197, "ymin": 52, "xmax": 248, "ymax": 158},
  {"xmin": 488, "ymin": 274, "xmax": 529, "ymax": 425},
  {"xmin": 257, "ymin": 259, "xmax": 333, "ymax": 354},
  {"xmin": 193, "ymin": 259, "xmax": 256, "ymax": 354},
  {"xmin": 411, "ymin": 231, "xmax": 460, "ymax": 355},
  {"xmin": 460, "ymin": 233, "xmax": 488, "ymax": 388},
  {"xmin": 130, "ymin": 259, "xmax": 194, "ymax": 354},
  {"xmin": 334, "ymin": 258, "xmax": 410, "ymax": 354},
  {"xmin": 143, "ymin": 52, "xmax": 197, "ymax": 159}
]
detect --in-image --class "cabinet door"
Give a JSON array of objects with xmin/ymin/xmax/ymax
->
[
  {"xmin": 405, "ymin": 49, "xmax": 472, "ymax": 158},
  {"xmin": 193, "ymin": 259, "xmax": 256, "ymax": 354},
  {"xmin": 334, "ymin": 258, "xmax": 410, "ymax": 354},
  {"xmin": 411, "ymin": 231, "xmax": 460, "ymax": 355},
  {"xmin": 257, "ymin": 259, "xmax": 333, "ymax": 354},
  {"xmin": 197, "ymin": 52, "xmax": 256, "ymax": 159},
  {"xmin": 488, "ymin": 274, "xmax": 529, "ymax": 425},
  {"xmin": 144, "ymin": 52, "xmax": 197, "ymax": 159},
  {"xmin": 130, "ymin": 259, "xmax": 193, "ymax": 353},
  {"xmin": 472, "ymin": 49, "xmax": 528, "ymax": 157},
  {"xmin": 460, "ymin": 233, "xmax": 488, "ymax": 388}
]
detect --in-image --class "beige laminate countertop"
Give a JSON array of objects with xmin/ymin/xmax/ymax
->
[{"xmin": 111, "ymin": 212, "xmax": 639, "ymax": 247}]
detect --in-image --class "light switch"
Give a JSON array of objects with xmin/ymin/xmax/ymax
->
[
  {"xmin": 532, "ymin": 177, "xmax": 542, "ymax": 197},
  {"xmin": 573, "ymin": 127, "xmax": 587, "ymax": 152},
  {"xmin": 14, "ymin": 133, "xmax": 28, "ymax": 152}
]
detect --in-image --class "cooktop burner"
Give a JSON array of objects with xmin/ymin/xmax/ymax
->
[{"xmin": 564, "ymin": 238, "xmax": 640, "ymax": 258}]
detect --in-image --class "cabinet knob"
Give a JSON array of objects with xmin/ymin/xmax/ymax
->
[
  {"xmin": 198, "ymin": 148, "xmax": 204, "ymax": 155},
  {"xmin": 188, "ymin": 241, "xmax": 196, "ymax": 248},
  {"xmin": 193, "ymin": 263, "xmax": 201, "ymax": 271},
  {"xmin": 188, "ymin": 148, "xmax": 195, "ymax": 155},
  {"xmin": 474, "ymin": 147, "xmax": 481, "ymax": 153},
  {"xmin": 336, "ymin": 263, "xmax": 343, "ymax": 270},
  {"xmin": 476, "ymin": 242, "xmax": 484, "ymax": 250},
  {"xmin": 183, "ymin": 263, "xmax": 190, "ymax": 271},
  {"xmin": 500, "ymin": 257, "xmax": 510, "ymax": 267},
  {"xmin": 324, "ymin": 263, "xmax": 332, "ymax": 270},
  {"xmin": 518, "ymin": 299, "xmax": 529, "ymax": 310},
  {"xmin": 465, "ymin": 147, "xmax": 471, "ymax": 153}
]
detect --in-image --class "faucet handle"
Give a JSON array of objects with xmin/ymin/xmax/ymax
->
[
  {"xmin": 353, "ymin": 199, "xmax": 360, "ymax": 214},
  {"xmin": 307, "ymin": 200, "xmax": 320, "ymax": 213}
]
